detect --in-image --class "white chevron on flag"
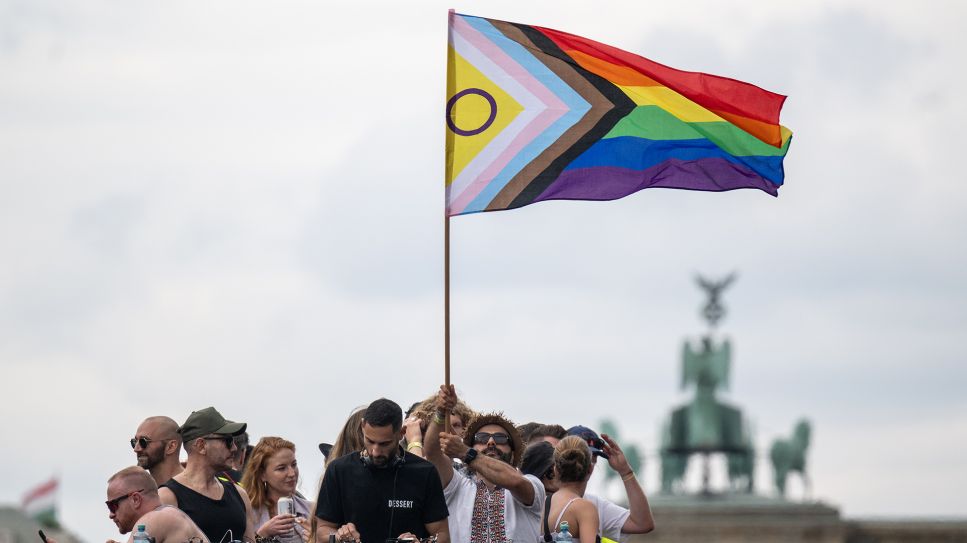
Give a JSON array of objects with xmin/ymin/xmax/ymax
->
[{"xmin": 446, "ymin": 15, "xmax": 588, "ymax": 215}]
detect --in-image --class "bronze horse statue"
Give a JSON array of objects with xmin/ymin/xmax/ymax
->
[{"xmin": 770, "ymin": 419, "xmax": 811, "ymax": 497}]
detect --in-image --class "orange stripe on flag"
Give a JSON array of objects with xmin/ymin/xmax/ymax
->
[
  {"xmin": 564, "ymin": 49, "xmax": 661, "ymax": 87},
  {"xmin": 711, "ymin": 109, "xmax": 783, "ymax": 148}
]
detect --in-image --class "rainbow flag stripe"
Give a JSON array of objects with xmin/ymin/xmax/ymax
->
[{"xmin": 445, "ymin": 12, "xmax": 792, "ymax": 216}]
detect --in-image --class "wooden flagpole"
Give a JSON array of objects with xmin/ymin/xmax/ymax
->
[
  {"xmin": 444, "ymin": 213, "xmax": 454, "ymax": 433},
  {"xmin": 444, "ymin": 214, "xmax": 451, "ymax": 387}
]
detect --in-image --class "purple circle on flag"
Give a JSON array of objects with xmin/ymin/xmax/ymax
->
[{"xmin": 446, "ymin": 88, "xmax": 497, "ymax": 136}]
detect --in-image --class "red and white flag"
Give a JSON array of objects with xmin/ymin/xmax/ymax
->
[{"xmin": 21, "ymin": 477, "xmax": 58, "ymax": 527}]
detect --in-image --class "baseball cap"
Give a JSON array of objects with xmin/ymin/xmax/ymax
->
[
  {"xmin": 566, "ymin": 425, "xmax": 609, "ymax": 460},
  {"xmin": 178, "ymin": 407, "xmax": 247, "ymax": 443}
]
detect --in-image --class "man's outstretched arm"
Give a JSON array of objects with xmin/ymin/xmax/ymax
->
[{"xmin": 439, "ymin": 434, "xmax": 534, "ymax": 506}]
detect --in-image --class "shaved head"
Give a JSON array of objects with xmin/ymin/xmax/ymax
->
[
  {"xmin": 108, "ymin": 466, "xmax": 159, "ymax": 494},
  {"xmin": 139, "ymin": 416, "xmax": 180, "ymax": 440},
  {"xmin": 134, "ymin": 416, "xmax": 182, "ymax": 471}
]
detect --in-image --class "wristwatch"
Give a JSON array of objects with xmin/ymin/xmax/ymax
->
[{"xmin": 462, "ymin": 448, "xmax": 479, "ymax": 466}]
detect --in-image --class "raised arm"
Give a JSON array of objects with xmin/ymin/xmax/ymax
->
[
  {"xmin": 439, "ymin": 435, "xmax": 535, "ymax": 506},
  {"xmin": 424, "ymin": 384, "xmax": 457, "ymax": 488},
  {"xmin": 601, "ymin": 433, "xmax": 655, "ymax": 534},
  {"xmin": 403, "ymin": 414, "xmax": 426, "ymax": 459}
]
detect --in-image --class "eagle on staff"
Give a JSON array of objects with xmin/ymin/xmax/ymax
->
[{"xmin": 695, "ymin": 272, "xmax": 737, "ymax": 328}]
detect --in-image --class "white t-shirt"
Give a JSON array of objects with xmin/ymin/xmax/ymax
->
[
  {"xmin": 443, "ymin": 468, "xmax": 545, "ymax": 543},
  {"xmin": 585, "ymin": 493, "xmax": 630, "ymax": 542}
]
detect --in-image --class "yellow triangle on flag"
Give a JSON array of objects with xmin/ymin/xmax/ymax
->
[{"xmin": 446, "ymin": 46, "xmax": 523, "ymax": 186}]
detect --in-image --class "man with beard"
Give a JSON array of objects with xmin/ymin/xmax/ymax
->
[
  {"xmin": 159, "ymin": 407, "xmax": 256, "ymax": 543},
  {"xmin": 104, "ymin": 466, "xmax": 207, "ymax": 543},
  {"xmin": 314, "ymin": 397, "xmax": 450, "ymax": 543},
  {"xmin": 425, "ymin": 384, "xmax": 545, "ymax": 543},
  {"xmin": 218, "ymin": 431, "xmax": 248, "ymax": 484},
  {"xmin": 131, "ymin": 416, "xmax": 184, "ymax": 485}
]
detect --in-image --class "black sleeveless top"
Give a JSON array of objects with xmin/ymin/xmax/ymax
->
[{"xmin": 163, "ymin": 478, "xmax": 246, "ymax": 543}]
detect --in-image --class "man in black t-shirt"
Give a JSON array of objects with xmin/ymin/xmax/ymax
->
[{"xmin": 315, "ymin": 398, "xmax": 449, "ymax": 543}]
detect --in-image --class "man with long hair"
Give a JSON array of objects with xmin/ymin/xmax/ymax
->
[{"xmin": 425, "ymin": 384, "xmax": 545, "ymax": 543}]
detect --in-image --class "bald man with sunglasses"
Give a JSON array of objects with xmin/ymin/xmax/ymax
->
[
  {"xmin": 105, "ymin": 466, "xmax": 208, "ymax": 543},
  {"xmin": 131, "ymin": 416, "xmax": 184, "ymax": 485}
]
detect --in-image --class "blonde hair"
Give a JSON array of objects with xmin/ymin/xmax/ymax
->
[
  {"xmin": 410, "ymin": 393, "xmax": 477, "ymax": 435},
  {"xmin": 327, "ymin": 406, "xmax": 366, "ymax": 467},
  {"xmin": 240, "ymin": 437, "xmax": 296, "ymax": 512},
  {"xmin": 108, "ymin": 466, "xmax": 159, "ymax": 496},
  {"xmin": 554, "ymin": 436, "xmax": 592, "ymax": 483}
]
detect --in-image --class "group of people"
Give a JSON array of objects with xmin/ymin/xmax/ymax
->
[{"xmin": 87, "ymin": 384, "xmax": 655, "ymax": 543}]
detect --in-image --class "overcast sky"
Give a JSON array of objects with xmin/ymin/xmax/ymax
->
[{"xmin": 2, "ymin": 0, "xmax": 966, "ymax": 540}]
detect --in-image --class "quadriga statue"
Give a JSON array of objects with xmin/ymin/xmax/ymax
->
[{"xmin": 770, "ymin": 418, "xmax": 812, "ymax": 497}]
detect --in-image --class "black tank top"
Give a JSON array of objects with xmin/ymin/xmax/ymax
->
[{"xmin": 163, "ymin": 478, "xmax": 246, "ymax": 543}]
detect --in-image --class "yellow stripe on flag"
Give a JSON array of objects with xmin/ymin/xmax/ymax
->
[{"xmin": 617, "ymin": 84, "xmax": 724, "ymax": 123}]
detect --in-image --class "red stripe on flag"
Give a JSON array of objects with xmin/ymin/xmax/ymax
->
[
  {"xmin": 534, "ymin": 25, "xmax": 786, "ymax": 147},
  {"xmin": 22, "ymin": 478, "xmax": 58, "ymax": 504}
]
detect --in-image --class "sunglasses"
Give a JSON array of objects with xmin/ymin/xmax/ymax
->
[
  {"xmin": 473, "ymin": 432, "xmax": 510, "ymax": 445},
  {"xmin": 130, "ymin": 436, "xmax": 169, "ymax": 449},
  {"xmin": 204, "ymin": 435, "xmax": 236, "ymax": 448},
  {"xmin": 105, "ymin": 489, "xmax": 144, "ymax": 513}
]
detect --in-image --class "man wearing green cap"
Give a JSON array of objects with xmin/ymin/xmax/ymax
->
[{"xmin": 159, "ymin": 407, "xmax": 256, "ymax": 543}]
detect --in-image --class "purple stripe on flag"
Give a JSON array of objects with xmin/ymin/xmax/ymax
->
[{"xmin": 534, "ymin": 158, "xmax": 779, "ymax": 204}]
